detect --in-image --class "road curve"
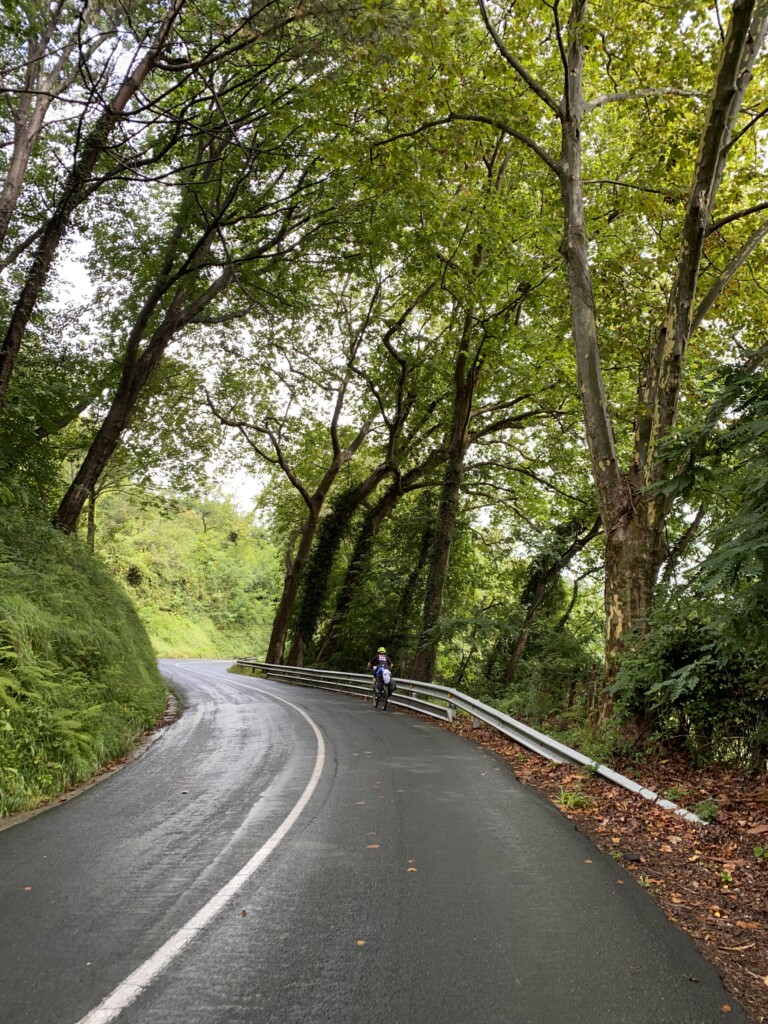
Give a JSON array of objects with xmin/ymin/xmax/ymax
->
[{"xmin": 0, "ymin": 659, "xmax": 746, "ymax": 1024}]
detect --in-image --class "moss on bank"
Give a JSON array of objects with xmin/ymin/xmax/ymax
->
[{"xmin": 0, "ymin": 509, "xmax": 166, "ymax": 816}]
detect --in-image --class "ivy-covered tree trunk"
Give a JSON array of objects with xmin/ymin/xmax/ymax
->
[
  {"xmin": 390, "ymin": 507, "xmax": 436, "ymax": 671},
  {"xmin": 314, "ymin": 483, "xmax": 407, "ymax": 664},
  {"xmin": 410, "ymin": 339, "xmax": 477, "ymax": 682},
  {"xmin": 286, "ymin": 467, "xmax": 390, "ymax": 666},
  {"xmin": 504, "ymin": 516, "xmax": 601, "ymax": 685},
  {"xmin": 267, "ymin": 504, "xmax": 321, "ymax": 664}
]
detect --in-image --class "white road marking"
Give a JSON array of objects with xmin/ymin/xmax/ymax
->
[{"xmin": 76, "ymin": 680, "xmax": 326, "ymax": 1024}]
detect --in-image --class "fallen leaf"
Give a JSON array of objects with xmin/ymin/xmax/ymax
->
[
  {"xmin": 616, "ymin": 879, "xmax": 624, "ymax": 885},
  {"xmin": 746, "ymin": 824, "xmax": 768, "ymax": 835},
  {"xmin": 584, "ymin": 859, "xmax": 593, "ymax": 864},
  {"xmin": 356, "ymin": 940, "xmax": 366, "ymax": 946},
  {"xmin": 722, "ymin": 1005, "xmax": 731, "ymax": 1013},
  {"xmin": 366, "ymin": 844, "xmax": 380, "ymax": 849},
  {"xmin": 356, "ymin": 801, "xmax": 365, "ymax": 805},
  {"xmin": 23, "ymin": 886, "xmax": 32, "ymax": 891},
  {"xmin": 736, "ymin": 920, "xmax": 760, "ymax": 930},
  {"xmin": 240, "ymin": 909, "xmax": 247, "ymax": 917},
  {"xmin": 407, "ymin": 867, "xmax": 417, "ymax": 873}
]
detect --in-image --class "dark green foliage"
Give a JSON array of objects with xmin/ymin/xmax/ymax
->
[
  {"xmin": 614, "ymin": 359, "xmax": 768, "ymax": 773},
  {"xmin": 0, "ymin": 508, "xmax": 166, "ymax": 815},
  {"xmin": 292, "ymin": 485, "xmax": 368, "ymax": 656},
  {"xmin": 615, "ymin": 595, "xmax": 768, "ymax": 772}
]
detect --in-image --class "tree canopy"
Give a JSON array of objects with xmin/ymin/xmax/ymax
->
[{"xmin": 2, "ymin": 0, "xmax": 768, "ymax": 770}]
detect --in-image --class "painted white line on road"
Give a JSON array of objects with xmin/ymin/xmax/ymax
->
[{"xmin": 76, "ymin": 682, "xmax": 326, "ymax": 1024}]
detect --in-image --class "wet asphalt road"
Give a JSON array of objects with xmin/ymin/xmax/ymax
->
[{"xmin": 0, "ymin": 659, "xmax": 748, "ymax": 1024}]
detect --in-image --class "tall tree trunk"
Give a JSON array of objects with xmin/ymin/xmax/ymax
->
[
  {"xmin": 552, "ymin": 0, "xmax": 768, "ymax": 715},
  {"xmin": 286, "ymin": 467, "xmax": 390, "ymax": 666},
  {"xmin": 503, "ymin": 516, "xmax": 601, "ymax": 686},
  {"xmin": 267, "ymin": 502, "xmax": 321, "ymax": 664},
  {"xmin": 603, "ymin": 495, "xmax": 665, "ymax": 673},
  {"xmin": 390, "ymin": 510, "xmax": 436, "ymax": 671},
  {"xmin": 0, "ymin": 6, "xmax": 88, "ymax": 249},
  {"xmin": 410, "ymin": 340, "xmax": 477, "ymax": 681},
  {"xmin": 86, "ymin": 491, "xmax": 97, "ymax": 553},
  {"xmin": 53, "ymin": 324, "xmax": 176, "ymax": 533},
  {"xmin": 314, "ymin": 483, "xmax": 407, "ymax": 664}
]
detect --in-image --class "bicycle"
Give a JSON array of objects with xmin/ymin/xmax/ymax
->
[{"xmin": 373, "ymin": 671, "xmax": 389, "ymax": 710}]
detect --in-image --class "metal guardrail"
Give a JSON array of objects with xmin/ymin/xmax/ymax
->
[{"xmin": 233, "ymin": 659, "xmax": 705, "ymax": 825}]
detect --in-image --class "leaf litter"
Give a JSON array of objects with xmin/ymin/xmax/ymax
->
[{"xmin": 443, "ymin": 717, "xmax": 768, "ymax": 1023}]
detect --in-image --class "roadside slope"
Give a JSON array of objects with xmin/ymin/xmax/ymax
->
[{"xmin": 0, "ymin": 507, "xmax": 166, "ymax": 815}]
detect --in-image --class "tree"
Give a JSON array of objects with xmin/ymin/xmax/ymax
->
[
  {"xmin": 206, "ymin": 270, "xmax": 439, "ymax": 664},
  {"xmin": 0, "ymin": 0, "xmax": 186, "ymax": 413},
  {"xmin": 378, "ymin": 0, "xmax": 768, "ymax": 706}
]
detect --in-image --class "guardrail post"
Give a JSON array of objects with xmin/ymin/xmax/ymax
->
[{"xmin": 472, "ymin": 715, "xmax": 481, "ymax": 729}]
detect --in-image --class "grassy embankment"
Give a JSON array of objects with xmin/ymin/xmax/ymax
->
[{"xmin": 0, "ymin": 509, "xmax": 166, "ymax": 816}]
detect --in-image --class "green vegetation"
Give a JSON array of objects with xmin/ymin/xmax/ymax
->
[
  {"xmin": 0, "ymin": 509, "xmax": 166, "ymax": 815},
  {"xmin": 96, "ymin": 491, "xmax": 281, "ymax": 660},
  {"xmin": 557, "ymin": 788, "xmax": 594, "ymax": 811},
  {"xmin": 1, "ymin": 0, "xmax": 768, "ymax": 792},
  {"xmin": 692, "ymin": 800, "xmax": 720, "ymax": 825}
]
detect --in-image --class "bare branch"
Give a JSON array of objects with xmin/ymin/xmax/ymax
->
[
  {"xmin": 375, "ymin": 112, "xmax": 559, "ymax": 175},
  {"xmin": 585, "ymin": 87, "xmax": 706, "ymax": 113},
  {"xmin": 727, "ymin": 102, "xmax": 768, "ymax": 151},
  {"xmin": 708, "ymin": 199, "xmax": 768, "ymax": 234},
  {"xmin": 584, "ymin": 177, "xmax": 683, "ymax": 200},
  {"xmin": 477, "ymin": 0, "xmax": 561, "ymax": 116},
  {"xmin": 692, "ymin": 217, "xmax": 768, "ymax": 334}
]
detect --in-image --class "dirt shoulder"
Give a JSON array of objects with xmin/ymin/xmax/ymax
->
[{"xmin": 444, "ymin": 717, "xmax": 768, "ymax": 1023}]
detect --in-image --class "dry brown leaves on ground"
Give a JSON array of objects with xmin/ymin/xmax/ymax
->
[{"xmin": 447, "ymin": 718, "xmax": 768, "ymax": 1024}]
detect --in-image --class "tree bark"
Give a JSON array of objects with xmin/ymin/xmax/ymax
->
[
  {"xmin": 314, "ymin": 482, "xmax": 409, "ymax": 664},
  {"xmin": 285, "ymin": 466, "xmax": 391, "ymax": 666},
  {"xmin": 503, "ymin": 516, "xmax": 601, "ymax": 686},
  {"xmin": 410, "ymin": 338, "xmax": 477, "ymax": 681},
  {"xmin": 52, "ymin": 295, "xmax": 188, "ymax": 533},
  {"xmin": 267, "ymin": 500, "xmax": 322, "ymax": 664}
]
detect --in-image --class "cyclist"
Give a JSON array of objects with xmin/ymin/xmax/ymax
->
[{"xmin": 367, "ymin": 646, "xmax": 394, "ymax": 697}]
